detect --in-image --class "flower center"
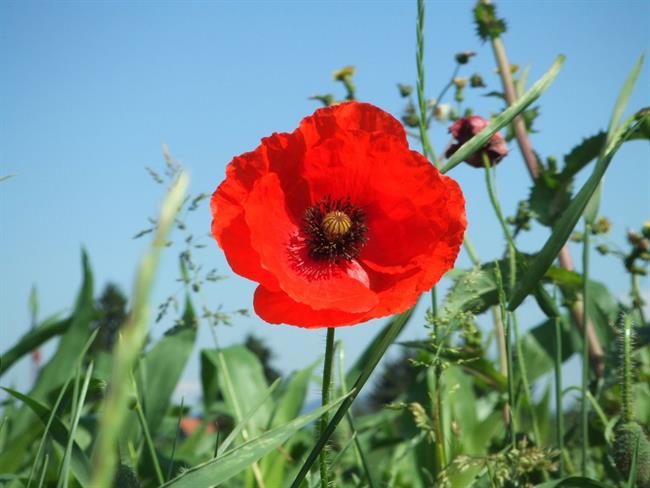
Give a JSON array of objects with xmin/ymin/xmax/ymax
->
[
  {"xmin": 322, "ymin": 211, "xmax": 352, "ymax": 241},
  {"xmin": 302, "ymin": 196, "xmax": 367, "ymax": 263}
]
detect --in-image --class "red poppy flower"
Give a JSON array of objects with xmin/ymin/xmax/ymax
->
[
  {"xmin": 445, "ymin": 115, "xmax": 508, "ymax": 167},
  {"xmin": 211, "ymin": 102, "xmax": 466, "ymax": 328}
]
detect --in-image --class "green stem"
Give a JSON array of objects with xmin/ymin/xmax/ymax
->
[
  {"xmin": 416, "ymin": 0, "xmax": 437, "ymax": 165},
  {"xmin": 620, "ymin": 312, "xmax": 634, "ymax": 424},
  {"xmin": 319, "ymin": 328, "xmax": 336, "ymax": 487},
  {"xmin": 135, "ymin": 401, "xmax": 165, "ymax": 486},
  {"xmin": 416, "ymin": 0, "xmax": 445, "ymax": 470},
  {"xmin": 581, "ymin": 223, "xmax": 590, "ymax": 475},
  {"xmin": 495, "ymin": 264, "xmax": 516, "ymax": 448},
  {"xmin": 554, "ymin": 311, "xmax": 564, "ymax": 476},
  {"xmin": 631, "ymin": 274, "xmax": 647, "ymax": 325},
  {"xmin": 483, "ymin": 154, "xmax": 541, "ymax": 447}
]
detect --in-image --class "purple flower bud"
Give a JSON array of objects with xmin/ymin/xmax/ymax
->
[{"xmin": 445, "ymin": 115, "xmax": 508, "ymax": 168}]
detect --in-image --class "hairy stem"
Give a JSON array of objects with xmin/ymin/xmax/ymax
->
[
  {"xmin": 319, "ymin": 328, "xmax": 336, "ymax": 487},
  {"xmin": 486, "ymin": 1, "xmax": 604, "ymax": 377}
]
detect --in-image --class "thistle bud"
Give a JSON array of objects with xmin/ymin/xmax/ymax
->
[
  {"xmin": 470, "ymin": 73, "xmax": 485, "ymax": 88},
  {"xmin": 455, "ymin": 50, "xmax": 476, "ymax": 64}
]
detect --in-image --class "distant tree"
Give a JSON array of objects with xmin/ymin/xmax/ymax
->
[
  {"xmin": 363, "ymin": 348, "xmax": 415, "ymax": 413},
  {"xmin": 92, "ymin": 283, "xmax": 128, "ymax": 353}
]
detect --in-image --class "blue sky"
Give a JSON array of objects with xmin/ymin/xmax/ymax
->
[{"xmin": 1, "ymin": 0, "xmax": 649, "ymax": 401}]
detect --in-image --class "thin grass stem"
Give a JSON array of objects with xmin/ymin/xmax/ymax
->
[
  {"xmin": 581, "ymin": 223, "xmax": 591, "ymax": 474},
  {"xmin": 167, "ymin": 396, "xmax": 185, "ymax": 481}
]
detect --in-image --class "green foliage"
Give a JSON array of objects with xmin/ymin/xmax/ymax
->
[
  {"xmin": 474, "ymin": 3, "xmax": 507, "ymax": 41},
  {"xmin": 2, "ymin": 4, "xmax": 648, "ymax": 488}
]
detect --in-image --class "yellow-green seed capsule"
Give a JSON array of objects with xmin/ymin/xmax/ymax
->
[{"xmin": 322, "ymin": 211, "xmax": 352, "ymax": 241}]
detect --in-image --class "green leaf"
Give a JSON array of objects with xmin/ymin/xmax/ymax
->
[
  {"xmin": 260, "ymin": 360, "xmax": 319, "ymax": 486},
  {"xmin": 0, "ymin": 316, "xmax": 70, "ymax": 377},
  {"xmin": 30, "ymin": 251, "xmax": 95, "ymax": 401},
  {"xmin": 1, "ymin": 387, "xmax": 91, "ymax": 486},
  {"xmin": 560, "ymin": 132, "xmax": 606, "ymax": 182},
  {"xmin": 140, "ymin": 295, "xmax": 197, "ymax": 435},
  {"xmin": 8, "ymin": 251, "xmax": 96, "ymax": 439},
  {"xmin": 627, "ymin": 107, "xmax": 650, "ymax": 140},
  {"xmin": 161, "ymin": 393, "xmax": 350, "ymax": 488},
  {"xmin": 509, "ymin": 108, "xmax": 645, "ymax": 310},
  {"xmin": 529, "ymin": 171, "xmax": 573, "ymax": 227},
  {"xmin": 441, "ymin": 56, "xmax": 565, "ymax": 174},
  {"xmin": 204, "ymin": 345, "xmax": 271, "ymax": 438}
]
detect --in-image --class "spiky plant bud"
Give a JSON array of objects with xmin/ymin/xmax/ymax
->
[{"xmin": 613, "ymin": 422, "xmax": 650, "ymax": 487}]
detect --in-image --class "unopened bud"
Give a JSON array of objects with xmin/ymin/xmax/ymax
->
[{"xmin": 455, "ymin": 50, "xmax": 476, "ymax": 64}]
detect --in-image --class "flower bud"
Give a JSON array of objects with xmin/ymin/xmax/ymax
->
[
  {"xmin": 434, "ymin": 103, "xmax": 451, "ymax": 122},
  {"xmin": 455, "ymin": 50, "xmax": 476, "ymax": 64},
  {"xmin": 445, "ymin": 115, "xmax": 508, "ymax": 167},
  {"xmin": 596, "ymin": 244, "xmax": 610, "ymax": 255},
  {"xmin": 333, "ymin": 65, "xmax": 355, "ymax": 81},
  {"xmin": 397, "ymin": 83, "xmax": 413, "ymax": 98},
  {"xmin": 470, "ymin": 73, "xmax": 485, "ymax": 88},
  {"xmin": 593, "ymin": 217, "xmax": 612, "ymax": 235}
]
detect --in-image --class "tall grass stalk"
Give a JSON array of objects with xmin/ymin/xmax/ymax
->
[
  {"xmin": 416, "ymin": 0, "xmax": 446, "ymax": 469},
  {"xmin": 553, "ymin": 307, "xmax": 564, "ymax": 475},
  {"xmin": 581, "ymin": 223, "xmax": 591, "ymax": 474},
  {"xmin": 483, "ymin": 155, "xmax": 541, "ymax": 446},
  {"xmin": 338, "ymin": 346, "xmax": 375, "ymax": 488},
  {"xmin": 90, "ymin": 173, "xmax": 188, "ymax": 487},
  {"xmin": 58, "ymin": 361, "xmax": 94, "ymax": 488}
]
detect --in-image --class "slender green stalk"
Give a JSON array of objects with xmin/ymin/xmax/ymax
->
[
  {"xmin": 319, "ymin": 327, "xmax": 336, "ymax": 487},
  {"xmin": 37, "ymin": 454, "xmax": 49, "ymax": 488},
  {"xmin": 619, "ymin": 312, "xmax": 635, "ymax": 424},
  {"xmin": 483, "ymin": 154, "xmax": 541, "ymax": 446},
  {"xmin": 553, "ymin": 309, "xmax": 564, "ymax": 476},
  {"xmin": 132, "ymin": 372, "xmax": 165, "ymax": 486},
  {"xmin": 27, "ymin": 330, "xmax": 98, "ymax": 488},
  {"xmin": 631, "ymin": 274, "xmax": 647, "ymax": 326},
  {"xmin": 58, "ymin": 361, "xmax": 94, "ymax": 488},
  {"xmin": 90, "ymin": 173, "xmax": 188, "ymax": 487},
  {"xmin": 581, "ymin": 223, "xmax": 591, "ymax": 475},
  {"xmin": 494, "ymin": 265, "xmax": 516, "ymax": 448},
  {"xmin": 167, "ymin": 397, "xmax": 185, "ymax": 481},
  {"xmin": 337, "ymin": 346, "xmax": 376, "ymax": 488},
  {"xmin": 291, "ymin": 309, "xmax": 413, "ymax": 488},
  {"xmin": 416, "ymin": 0, "xmax": 446, "ymax": 469},
  {"xmin": 416, "ymin": 0, "xmax": 437, "ymax": 165}
]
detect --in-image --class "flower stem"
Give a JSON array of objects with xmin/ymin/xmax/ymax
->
[
  {"xmin": 319, "ymin": 327, "xmax": 336, "ymax": 487},
  {"xmin": 553, "ymin": 294, "xmax": 565, "ymax": 476},
  {"xmin": 416, "ymin": 0, "xmax": 446, "ymax": 471},
  {"xmin": 416, "ymin": 0, "xmax": 437, "ymax": 166},
  {"xmin": 581, "ymin": 223, "xmax": 591, "ymax": 475},
  {"xmin": 483, "ymin": 153, "xmax": 541, "ymax": 446}
]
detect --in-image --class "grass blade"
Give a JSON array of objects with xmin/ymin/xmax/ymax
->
[
  {"xmin": 161, "ymin": 393, "xmax": 350, "ymax": 488},
  {"xmin": 90, "ymin": 172, "xmax": 188, "ymax": 488},
  {"xmin": 0, "ymin": 316, "xmax": 69, "ymax": 377},
  {"xmin": 440, "ymin": 55, "xmax": 565, "ymax": 174},
  {"xmin": 2, "ymin": 387, "xmax": 91, "ymax": 486},
  {"xmin": 58, "ymin": 361, "xmax": 94, "ymax": 488},
  {"xmin": 218, "ymin": 378, "xmax": 281, "ymax": 455},
  {"xmin": 291, "ymin": 307, "xmax": 414, "ymax": 487},
  {"xmin": 508, "ymin": 109, "xmax": 645, "ymax": 310}
]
